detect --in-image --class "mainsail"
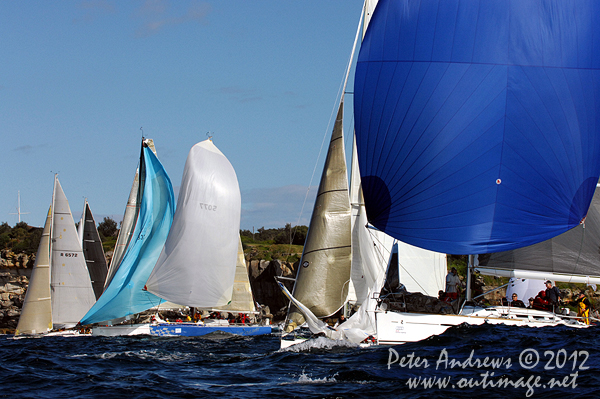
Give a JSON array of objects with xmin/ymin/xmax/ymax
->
[
  {"xmin": 354, "ymin": 0, "xmax": 600, "ymax": 255},
  {"xmin": 145, "ymin": 139, "xmax": 241, "ymax": 308},
  {"xmin": 15, "ymin": 208, "xmax": 53, "ymax": 336},
  {"xmin": 80, "ymin": 140, "xmax": 175, "ymax": 325},
  {"xmin": 51, "ymin": 177, "xmax": 96, "ymax": 329},
  {"xmin": 80, "ymin": 200, "xmax": 108, "ymax": 300}
]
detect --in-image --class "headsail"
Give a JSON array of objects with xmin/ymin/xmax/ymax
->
[
  {"xmin": 105, "ymin": 140, "xmax": 157, "ymax": 290},
  {"xmin": 354, "ymin": 0, "xmax": 600, "ymax": 254},
  {"xmin": 80, "ymin": 200, "xmax": 108, "ymax": 300},
  {"xmin": 51, "ymin": 177, "xmax": 96, "ymax": 329},
  {"xmin": 15, "ymin": 207, "xmax": 53, "ymax": 336},
  {"xmin": 80, "ymin": 141, "xmax": 175, "ymax": 325},
  {"xmin": 145, "ymin": 139, "xmax": 241, "ymax": 308}
]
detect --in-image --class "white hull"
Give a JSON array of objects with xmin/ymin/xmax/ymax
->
[
  {"xmin": 92, "ymin": 324, "xmax": 151, "ymax": 336},
  {"xmin": 12, "ymin": 329, "xmax": 91, "ymax": 339},
  {"xmin": 376, "ymin": 306, "xmax": 588, "ymax": 345}
]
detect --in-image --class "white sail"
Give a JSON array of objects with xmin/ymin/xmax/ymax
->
[
  {"xmin": 50, "ymin": 177, "xmax": 96, "ymax": 329},
  {"xmin": 146, "ymin": 139, "xmax": 241, "ymax": 308},
  {"xmin": 15, "ymin": 207, "xmax": 53, "ymax": 336}
]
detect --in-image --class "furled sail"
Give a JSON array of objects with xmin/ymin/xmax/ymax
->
[
  {"xmin": 288, "ymin": 102, "xmax": 352, "ymax": 326},
  {"xmin": 478, "ymin": 184, "xmax": 600, "ymax": 282},
  {"xmin": 51, "ymin": 177, "xmax": 96, "ymax": 329},
  {"xmin": 80, "ymin": 200, "xmax": 108, "ymax": 300},
  {"xmin": 15, "ymin": 207, "xmax": 53, "ymax": 336},
  {"xmin": 145, "ymin": 139, "xmax": 241, "ymax": 308},
  {"xmin": 80, "ymin": 141, "xmax": 175, "ymax": 325},
  {"xmin": 354, "ymin": 0, "xmax": 600, "ymax": 255}
]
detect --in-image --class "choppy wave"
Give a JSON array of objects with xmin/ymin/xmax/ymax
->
[{"xmin": 2, "ymin": 324, "xmax": 599, "ymax": 398}]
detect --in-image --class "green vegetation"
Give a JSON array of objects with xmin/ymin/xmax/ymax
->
[
  {"xmin": 240, "ymin": 224, "xmax": 306, "ymax": 262},
  {"xmin": 97, "ymin": 217, "xmax": 118, "ymax": 254},
  {"xmin": 447, "ymin": 254, "xmax": 509, "ymax": 287},
  {"xmin": 0, "ymin": 219, "xmax": 307, "ymax": 264},
  {"xmin": 0, "ymin": 221, "xmax": 43, "ymax": 255}
]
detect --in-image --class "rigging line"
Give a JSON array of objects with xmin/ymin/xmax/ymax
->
[
  {"xmin": 399, "ymin": 263, "xmax": 430, "ymax": 296},
  {"xmin": 291, "ymin": 3, "xmax": 365, "ymax": 242}
]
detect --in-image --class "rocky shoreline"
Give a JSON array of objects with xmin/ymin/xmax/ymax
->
[
  {"xmin": 0, "ymin": 250, "xmax": 32, "ymax": 334},
  {"xmin": 0, "ymin": 248, "xmax": 300, "ymax": 333},
  {"xmin": 2, "ymin": 248, "xmax": 597, "ymax": 334}
]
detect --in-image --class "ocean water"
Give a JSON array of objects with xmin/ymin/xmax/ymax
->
[{"xmin": 1, "ymin": 324, "xmax": 598, "ymax": 398}]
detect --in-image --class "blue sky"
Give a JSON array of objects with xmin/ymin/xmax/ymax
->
[{"xmin": 1, "ymin": 0, "xmax": 365, "ymax": 230}]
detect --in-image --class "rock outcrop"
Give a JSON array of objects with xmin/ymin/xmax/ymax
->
[{"xmin": 0, "ymin": 252, "xmax": 32, "ymax": 333}]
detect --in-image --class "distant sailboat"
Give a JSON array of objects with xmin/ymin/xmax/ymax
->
[
  {"xmin": 78, "ymin": 200, "xmax": 108, "ymax": 300},
  {"xmin": 15, "ymin": 176, "xmax": 96, "ymax": 336}
]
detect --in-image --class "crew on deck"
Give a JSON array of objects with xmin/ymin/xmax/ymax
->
[
  {"xmin": 444, "ymin": 267, "xmax": 461, "ymax": 301},
  {"xmin": 544, "ymin": 280, "xmax": 561, "ymax": 312},
  {"xmin": 509, "ymin": 293, "xmax": 526, "ymax": 308},
  {"xmin": 574, "ymin": 291, "xmax": 592, "ymax": 325}
]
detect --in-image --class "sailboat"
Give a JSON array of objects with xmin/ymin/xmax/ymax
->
[
  {"xmin": 281, "ymin": 0, "xmax": 446, "ymax": 347},
  {"xmin": 81, "ymin": 138, "xmax": 176, "ymax": 335},
  {"xmin": 350, "ymin": 0, "xmax": 600, "ymax": 344},
  {"xmin": 77, "ymin": 200, "xmax": 108, "ymax": 300},
  {"xmin": 144, "ymin": 138, "xmax": 271, "ymax": 337},
  {"xmin": 15, "ymin": 176, "xmax": 96, "ymax": 336}
]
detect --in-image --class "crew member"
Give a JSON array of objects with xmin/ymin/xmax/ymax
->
[
  {"xmin": 574, "ymin": 291, "xmax": 592, "ymax": 325},
  {"xmin": 445, "ymin": 267, "xmax": 461, "ymax": 301},
  {"xmin": 544, "ymin": 280, "xmax": 561, "ymax": 312}
]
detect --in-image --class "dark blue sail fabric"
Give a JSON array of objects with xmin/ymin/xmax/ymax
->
[
  {"xmin": 354, "ymin": 0, "xmax": 600, "ymax": 254},
  {"xmin": 80, "ymin": 145, "xmax": 175, "ymax": 325}
]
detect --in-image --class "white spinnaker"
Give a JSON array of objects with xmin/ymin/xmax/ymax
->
[{"xmin": 146, "ymin": 139, "xmax": 241, "ymax": 308}]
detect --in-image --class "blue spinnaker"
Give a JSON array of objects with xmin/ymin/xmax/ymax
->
[
  {"xmin": 80, "ymin": 145, "xmax": 175, "ymax": 325},
  {"xmin": 354, "ymin": 0, "xmax": 600, "ymax": 254}
]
